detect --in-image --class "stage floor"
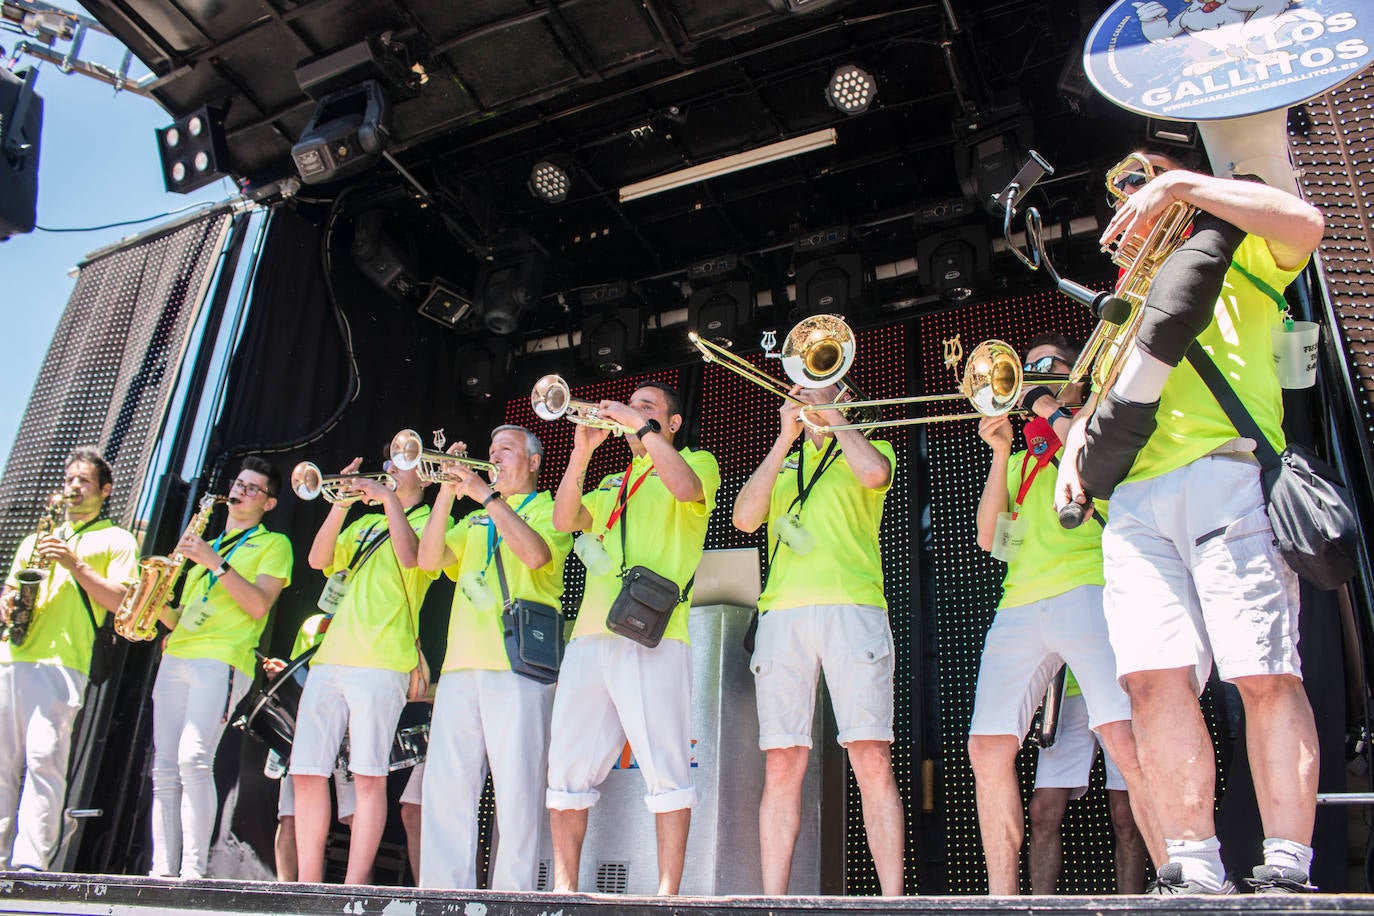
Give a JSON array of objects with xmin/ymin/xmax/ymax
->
[{"xmin": 4, "ymin": 873, "xmax": 1374, "ymax": 916}]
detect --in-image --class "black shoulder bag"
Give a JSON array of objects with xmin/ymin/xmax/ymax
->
[
  {"xmin": 493, "ymin": 548, "xmax": 565, "ymax": 683},
  {"xmin": 1186, "ymin": 344, "xmax": 1358, "ymax": 591},
  {"xmin": 605, "ymin": 496, "xmax": 693, "ymax": 649}
]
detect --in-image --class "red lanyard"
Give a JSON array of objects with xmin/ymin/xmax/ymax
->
[{"xmin": 603, "ymin": 460, "xmax": 654, "ymax": 535}]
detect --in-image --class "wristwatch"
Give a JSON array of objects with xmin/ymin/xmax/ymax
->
[
  {"xmin": 634, "ymin": 418, "xmax": 661, "ymax": 439},
  {"xmin": 1048, "ymin": 407, "xmax": 1073, "ymax": 425},
  {"xmin": 213, "ymin": 560, "xmax": 230, "ymax": 578}
]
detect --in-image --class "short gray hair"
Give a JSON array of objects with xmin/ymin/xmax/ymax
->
[{"xmin": 492, "ymin": 425, "xmax": 543, "ymax": 462}]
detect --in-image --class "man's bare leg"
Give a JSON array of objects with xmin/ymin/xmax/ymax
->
[
  {"xmin": 550, "ymin": 807, "xmax": 588, "ymax": 892},
  {"xmin": 759, "ymin": 746, "xmax": 809, "ymax": 894}
]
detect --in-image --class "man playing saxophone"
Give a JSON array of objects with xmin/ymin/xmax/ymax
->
[
  {"xmin": 0, "ymin": 447, "xmax": 138, "ymax": 871},
  {"xmin": 148, "ymin": 456, "xmax": 293, "ymax": 878},
  {"xmin": 1057, "ymin": 153, "xmax": 1326, "ymax": 893}
]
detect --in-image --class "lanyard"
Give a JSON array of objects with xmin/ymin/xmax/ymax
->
[
  {"xmin": 186, "ymin": 524, "xmax": 259, "ymax": 599},
  {"xmin": 602, "ymin": 460, "xmax": 655, "ymax": 536},
  {"xmin": 485, "ymin": 491, "xmax": 538, "ymax": 568},
  {"xmin": 1012, "ymin": 450, "xmax": 1056, "ymax": 519},
  {"xmin": 791, "ymin": 438, "xmax": 840, "ymax": 516}
]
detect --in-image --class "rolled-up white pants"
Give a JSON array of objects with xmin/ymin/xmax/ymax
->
[
  {"xmin": 420, "ymin": 669, "xmax": 553, "ymax": 890},
  {"xmin": 0, "ymin": 662, "xmax": 86, "ymax": 870},
  {"xmin": 149, "ymin": 654, "xmax": 248, "ymax": 878}
]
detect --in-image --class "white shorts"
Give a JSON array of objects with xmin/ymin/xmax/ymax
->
[
  {"xmin": 1103, "ymin": 455, "xmax": 1302, "ymax": 693},
  {"xmin": 1034, "ymin": 691, "xmax": 1126, "ymax": 798},
  {"xmin": 277, "ymin": 771, "xmax": 355, "ymax": 821},
  {"xmin": 546, "ymin": 636, "xmax": 696, "ymax": 814},
  {"xmin": 290, "ymin": 664, "xmax": 407, "ymax": 778},
  {"xmin": 751, "ymin": 604, "xmax": 894, "ymax": 748},
  {"xmin": 969, "ymin": 585, "xmax": 1130, "ymax": 738},
  {"xmin": 401, "ymin": 762, "xmax": 424, "ymax": 806}
]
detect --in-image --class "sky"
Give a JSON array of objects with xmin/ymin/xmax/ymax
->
[{"xmin": 0, "ymin": 7, "xmax": 235, "ymax": 465}]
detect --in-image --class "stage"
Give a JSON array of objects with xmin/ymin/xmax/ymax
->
[{"xmin": 4, "ymin": 872, "xmax": 1374, "ymax": 916}]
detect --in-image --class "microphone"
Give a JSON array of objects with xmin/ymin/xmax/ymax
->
[{"xmin": 1058, "ymin": 499, "xmax": 1089, "ymax": 529}]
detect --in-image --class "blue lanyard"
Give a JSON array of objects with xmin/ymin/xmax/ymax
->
[
  {"xmin": 202, "ymin": 524, "xmax": 259, "ymax": 596},
  {"xmin": 485, "ymin": 491, "xmax": 538, "ymax": 569}
]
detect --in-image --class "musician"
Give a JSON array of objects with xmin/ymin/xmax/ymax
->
[
  {"xmin": 148, "ymin": 456, "xmax": 292, "ymax": 878},
  {"xmin": 1029, "ymin": 670, "xmax": 1146, "ymax": 894},
  {"xmin": 547, "ymin": 381, "xmax": 719, "ymax": 894},
  {"xmin": 0, "ymin": 447, "xmax": 137, "ymax": 871},
  {"xmin": 731, "ymin": 384, "xmax": 903, "ymax": 895},
  {"xmin": 970, "ymin": 335, "xmax": 1160, "ymax": 894},
  {"xmin": 264, "ymin": 613, "xmax": 355, "ymax": 883},
  {"xmin": 292, "ymin": 454, "xmax": 437, "ymax": 885},
  {"xmin": 414, "ymin": 425, "xmax": 571, "ymax": 890},
  {"xmin": 1057, "ymin": 154, "xmax": 1325, "ymax": 894}
]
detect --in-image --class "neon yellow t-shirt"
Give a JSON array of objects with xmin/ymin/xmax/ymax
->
[
  {"xmin": 571, "ymin": 447, "xmax": 720, "ymax": 644},
  {"xmin": 1064, "ymin": 667, "xmax": 1082, "ymax": 699},
  {"xmin": 440, "ymin": 490, "xmax": 572, "ymax": 672},
  {"xmin": 759, "ymin": 438, "xmax": 895, "ymax": 612},
  {"xmin": 291, "ymin": 612, "xmax": 329, "ymax": 660},
  {"xmin": 164, "ymin": 526, "xmax": 293, "ymax": 675},
  {"xmin": 1126, "ymin": 235, "xmax": 1304, "ymax": 483},
  {"xmin": 999, "ymin": 447, "xmax": 1105, "ymax": 610},
  {"xmin": 313, "ymin": 505, "xmax": 439, "ymax": 673},
  {"xmin": 1, "ymin": 519, "xmax": 138, "ymax": 676}
]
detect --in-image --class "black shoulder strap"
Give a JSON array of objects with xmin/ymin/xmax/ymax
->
[
  {"xmin": 618, "ymin": 481, "xmax": 696, "ymax": 603},
  {"xmin": 1183, "ymin": 343, "xmax": 1282, "ymax": 472},
  {"xmin": 75, "ymin": 584, "xmax": 100, "ymax": 634}
]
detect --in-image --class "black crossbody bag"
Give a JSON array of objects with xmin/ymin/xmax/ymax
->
[
  {"xmin": 605, "ymin": 498, "xmax": 693, "ymax": 649},
  {"xmin": 1186, "ymin": 344, "xmax": 1357, "ymax": 591},
  {"xmin": 493, "ymin": 549, "xmax": 564, "ymax": 683}
]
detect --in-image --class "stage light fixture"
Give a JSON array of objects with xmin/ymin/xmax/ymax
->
[
  {"xmin": 350, "ymin": 210, "xmax": 419, "ymax": 300},
  {"xmin": 156, "ymin": 105, "xmax": 229, "ymax": 194},
  {"xmin": 917, "ymin": 226, "xmax": 990, "ymax": 303},
  {"xmin": 619, "ymin": 128, "xmax": 836, "ymax": 203},
  {"xmin": 477, "ymin": 235, "xmax": 547, "ymax": 336},
  {"xmin": 795, "ymin": 252, "xmax": 865, "ymax": 316},
  {"xmin": 826, "ymin": 64, "xmax": 876, "ymax": 115},
  {"xmin": 529, "ymin": 158, "xmax": 572, "ymax": 203},
  {"xmin": 418, "ymin": 279, "xmax": 477, "ymax": 330},
  {"xmin": 689, "ymin": 281, "xmax": 753, "ymax": 348},
  {"xmin": 291, "ymin": 79, "xmax": 390, "ymax": 185},
  {"xmin": 455, "ymin": 338, "xmax": 511, "ymax": 403},
  {"xmin": 581, "ymin": 306, "xmax": 643, "ymax": 377}
]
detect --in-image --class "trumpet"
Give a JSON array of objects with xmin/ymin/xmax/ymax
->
[
  {"xmin": 389, "ymin": 429, "xmax": 498, "ymax": 485},
  {"xmin": 531, "ymin": 375, "xmax": 629, "ymax": 435},
  {"xmin": 689, "ymin": 314, "xmax": 878, "ymax": 428},
  {"xmin": 291, "ymin": 462, "xmax": 397, "ymax": 505},
  {"xmin": 797, "ymin": 339, "xmax": 1074, "ymax": 433}
]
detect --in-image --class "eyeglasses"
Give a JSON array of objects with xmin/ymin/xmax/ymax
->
[
  {"xmin": 231, "ymin": 479, "xmax": 270, "ymax": 497},
  {"xmin": 1024, "ymin": 355, "xmax": 1065, "ymax": 374}
]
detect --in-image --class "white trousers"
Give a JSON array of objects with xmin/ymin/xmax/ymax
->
[
  {"xmin": 0, "ymin": 662, "xmax": 85, "ymax": 870},
  {"xmin": 420, "ymin": 670, "xmax": 554, "ymax": 890},
  {"xmin": 149, "ymin": 655, "xmax": 248, "ymax": 878}
]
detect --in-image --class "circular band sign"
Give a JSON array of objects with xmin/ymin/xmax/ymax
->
[{"xmin": 1085, "ymin": 0, "xmax": 1374, "ymax": 121}]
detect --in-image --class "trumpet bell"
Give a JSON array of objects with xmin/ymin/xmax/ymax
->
[
  {"xmin": 962, "ymin": 340, "xmax": 1023, "ymax": 418},
  {"xmin": 531, "ymin": 374, "xmax": 571, "ymax": 421},
  {"xmin": 390, "ymin": 429, "xmax": 424, "ymax": 471},
  {"xmin": 781, "ymin": 314, "xmax": 856, "ymax": 388},
  {"xmin": 291, "ymin": 461, "xmax": 324, "ymax": 500}
]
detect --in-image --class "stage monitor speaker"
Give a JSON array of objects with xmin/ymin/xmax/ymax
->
[
  {"xmin": 794, "ymin": 252, "xmax": 864, "ymax": 316},
  {"xmin": 0, "ymin": 67, "xmax": 43, "ymax": 241}
]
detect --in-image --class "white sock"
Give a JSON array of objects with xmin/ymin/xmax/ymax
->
[
  {"xmin": 1113, "ymin": 347, "xmax": 1172, "ymax": 405},
  {"xmin": 1262, "ymin": 837, "xmax": 1313, "ymax": 874},
  {"xmin": 1165, "ymin": 836, "xmax": 1227, "ymax": 889}
]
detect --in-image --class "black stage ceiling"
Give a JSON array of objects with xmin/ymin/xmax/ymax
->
[{"xmin": 79, "ymin": 0, "xmax": 1147, "ymax": 350}]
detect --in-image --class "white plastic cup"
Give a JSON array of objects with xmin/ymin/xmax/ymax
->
[
  {"xmin": 991, "ymin": 511, "xmax": 1028, "ymax": 563},
  {"xmin": 1272, "ymin": 320, "xmax": 1320, "ymax": 389}
]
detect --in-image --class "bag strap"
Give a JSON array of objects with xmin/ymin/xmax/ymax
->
[
  {"xmin": 618, "ymin": 488, "xmax": 695, "ymax": 604},
  {"xmin": 75, "ymin": 583, "xmax": 100, "ymax": 635},
  {"xmin": 493, "ymin": 545, "xmax": 514, "ymax": 611},
  {"xmin": 1183, "ymin": 343, "xmax": 1282, "ymax": 473}
]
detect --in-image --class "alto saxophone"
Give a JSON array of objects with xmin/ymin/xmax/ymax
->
[
  {"xmin": 114, "ymin": 493, "xmax": 229, "ymax": 642},
  {"xmin": 1, "ymin": 491, "xmax": 71, "ymax": 646}
]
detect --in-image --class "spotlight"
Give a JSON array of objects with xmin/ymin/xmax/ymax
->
[
  {"xmin": 581, "ymin": 307, "xmax": 643, "ymax": 377},
  {"xmin": 156, "ymin": 105, "xmax": 229, "ymax": 194},
  {"xmin": 795, "ymin": 252, "xmax": 865, "ymax": 316},
  {"xmin": 476, "ymin": 234, "xmax": 547, "ymax": 336},
  {"xmin": 291, "ymin": 80, "xmax": 390, "ymax": 185},
  {"xmin": 528, "ymin": 158, "xmax": 572, "ymax": 203},
  {"xmin": 826, "ymin": 64, "xmax": 876, "ymax": 115},
  {"xmin": 689, "ymin": 281, "xmax": 753, "ymax": 347},
  {"xmin": 455, "ymin": 338, "xmax": 511, "ymax": 403},
  {"xmin": 418, "ymin": 279, "xmax": 477, "ymax": 330},
  {"xmin": 917, "ymin": 226, "xmax": 990, "ymax": 303},
  {"xmin": 350, "ymin": 210, "xmax": 418, "ymax": 300},
  {"xmin": 955, "ymin": 112, "xmax": 1033, "ymax": 215}
]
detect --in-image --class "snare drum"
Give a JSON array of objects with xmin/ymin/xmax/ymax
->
[
  {"xmin": 230, "ymin": 645, "xmax": 319, "ymax": 763},
  {"xmin": 335, "ymin": 722, "xmax": 431, "ymax": 773}
]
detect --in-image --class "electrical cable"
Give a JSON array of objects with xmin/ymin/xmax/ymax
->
[{"xmin": 36, "ymin": 200, "xmax": 221, "ymax": 233}]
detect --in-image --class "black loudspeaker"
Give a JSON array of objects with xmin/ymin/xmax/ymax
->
[
  {"xmin": 794, "ymin": 252, "xmax": 864, "ymax": 316},
  {"xmin": 0, "ymin": 67, "xmax": 43, "ymax": 241},
  {"xmin": 477, "ymin": 248, "xmax": 546, "ymax": 336},
  {"xmin": 581, "ymin": 306, "xmax": 643, "ymax": 376},
  {"xmin": 688, "ymin": 281, "xmax": 753, "ymax": 345}
]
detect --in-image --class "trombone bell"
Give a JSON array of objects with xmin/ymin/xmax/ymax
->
[{"xmin": 781, "ymin": 314, "xmax": 856, "ymax": 388}]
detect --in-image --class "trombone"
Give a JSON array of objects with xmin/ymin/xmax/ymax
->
[
  {"xmin": 291, "ymin": 462, "xmax": 396, "ymax": 505},
  {"xmin": 798, "ymin": 339, "xmax": 1074, "ymax": 433},
  {"xmin": 689, "ymin": 314, "xmax": 877, "ymax": 427},
  {"xmin": 530, "ymin": 375, "xmax": 630, "ymax": 435},
  {"xmin": 389, "ymin": 429, "xmax": 499, "ymax": 485}
]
